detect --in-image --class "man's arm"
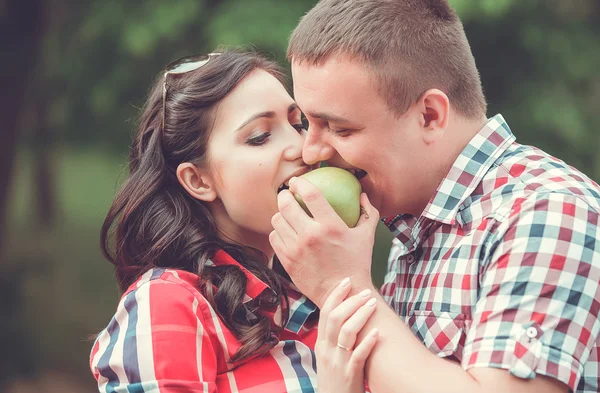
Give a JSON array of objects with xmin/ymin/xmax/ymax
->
[
  {"xmin": 271, "ymin": 178, "xmax": 598, "ymax": 393},
  {"xmin": 357, "ymin": 291, "xmax": 568, "ymax": 393}
]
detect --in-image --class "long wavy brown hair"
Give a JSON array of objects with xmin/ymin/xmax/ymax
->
[{"xmin": 100, "ymin": 50, "xmax": 290, "ymax": 363}]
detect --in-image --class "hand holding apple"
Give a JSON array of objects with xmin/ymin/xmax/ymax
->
[{"xmin": 270, "ymin": 171, "xmax": 379, "ymax": 308}]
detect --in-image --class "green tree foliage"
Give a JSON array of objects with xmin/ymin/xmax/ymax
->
[
  {"xmin": 32, "ymin": 0, "xmax": 598, "ymax": 180},
  {"xmin": 453, "ymin": 0, "xmax": 600, "ymax": 179}
]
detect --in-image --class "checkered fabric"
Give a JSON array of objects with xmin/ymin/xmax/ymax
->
[
  {"xmin": 90, "ymin": 250, "xmax": 320, "ymax": 393},
  {"xmin": 381, "ymin": 114, "xmax": 600, "ymax": 392}
]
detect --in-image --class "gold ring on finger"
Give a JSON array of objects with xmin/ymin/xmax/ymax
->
[{"xmin": 336, "ymin": 342, "xmax": 352, "ymax": 351}]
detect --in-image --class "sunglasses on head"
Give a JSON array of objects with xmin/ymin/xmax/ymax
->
[{"xmin": 161, "ymin": 52, "xmax": 221, "ymax": 138}]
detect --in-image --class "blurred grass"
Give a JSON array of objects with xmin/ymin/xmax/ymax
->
[{"xmin": 4, "ymin": 147, "xmax": 393, "ymax": 388}]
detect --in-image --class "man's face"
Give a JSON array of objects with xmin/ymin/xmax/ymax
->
[{"xmin": 292, "ymin": 56, "xmax": 431, "ymax": 217}]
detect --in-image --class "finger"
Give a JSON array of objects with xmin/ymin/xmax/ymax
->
[
  {"xmin": 288, "ymin": 177, "xmax": 346, "ymax": 226},
  {"xmin": 277, "ymin": 189, "xmax": 314, "ymax": 234},
  {"xmin": 269, "ymin": 230, "xmax": 289, "ymax": 266},
  {"xmin": 354, "ymin": 193, "xmax": 380, "ymax": 230},
  {"xmin": 271, "ymin": 212, "xmax": 297, "ymax": 246},
  {"xmin": 325, "ymin": 289, "xmax": 373, "ymax": 344},
  {"xmin": 318, "ymin": 277, "xmax": 352, "ymax": 333},
  {"xmin": 349, "ymin": 328, "xmax": 379, "ymax": 370},
  {"xmin": 336, "ymin": 297, "xmax": 377, "ymax": 350}
]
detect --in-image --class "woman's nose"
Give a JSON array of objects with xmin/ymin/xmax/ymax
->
[{"xmin": 283, "ymin": 125, "xmax": 305, "ymax": 161}]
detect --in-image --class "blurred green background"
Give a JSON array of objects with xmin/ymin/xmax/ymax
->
[{"xmin": 1, "ymin": 0, "xmax": 599, "ymax": 391}]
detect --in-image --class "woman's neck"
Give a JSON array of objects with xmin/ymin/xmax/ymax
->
[
  {"xmin": 216, "ymin": 227, "xmax": 275, "ymax": 267},
  {"xmin": 209, "ymin": 203, "xmax": 275, "ymax": 266}
]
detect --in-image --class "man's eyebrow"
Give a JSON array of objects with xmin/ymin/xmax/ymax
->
[
  {"xmin": 305, "ymin": 111, "xmax": 350, "ymax": 123},
  {"xmin": 236, "ymin": 103, "xmax": 300, "ymax": 132}
]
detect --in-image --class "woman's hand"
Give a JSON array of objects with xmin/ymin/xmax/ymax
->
[{"xmin": 316, "ymin": 278, "xmax": 379, "ymax": 393}]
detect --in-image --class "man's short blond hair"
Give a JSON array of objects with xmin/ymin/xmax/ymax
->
[{"xmin": 288, "ymin": 0, "xmax": 487, "ymax": 119}]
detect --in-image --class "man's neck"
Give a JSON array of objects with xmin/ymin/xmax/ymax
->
[{"xmin": 413, "ymin": 114, "xmax": 488, "ymax": 217}]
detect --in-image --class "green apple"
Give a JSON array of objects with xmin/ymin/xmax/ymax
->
[{"xmin": 294, "ymin": 167, "xmax": 362, "ymax": 227}]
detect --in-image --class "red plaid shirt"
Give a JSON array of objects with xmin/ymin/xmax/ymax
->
[
  {"xmin": 90, "ymin": 250, "xmax": 319, "ymax": 392},
  {"xmin": 381, "ymin": 114, "xmax": 600, "ymax": 392}
]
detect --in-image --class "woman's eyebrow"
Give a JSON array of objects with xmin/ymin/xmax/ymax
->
[
  {"xmin": 288, "ymin": 103, "xmax": 299, "ymax": 114},
  {"xmin": 235, "ymin": 111, "xmax": 276, "ymax": 131},
  {"xmin": 236, "ymin": 103, "xmax": 300, "ymax": 131}
]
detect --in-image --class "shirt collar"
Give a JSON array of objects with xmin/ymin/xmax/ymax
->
[
  {"xmin": 210, "ymin": 250, "xmax": 318, "ymax": 333},
  {"xmin": 383, "ymin": 114, "xmax": 515, "ymax": 242},
  {"xmin": 208, "ymin": 249, "xmax": 272, "ymax": 304},
  {"xmin": 421, "ymin": 114, "xmax": 515, "ymax": 224}
]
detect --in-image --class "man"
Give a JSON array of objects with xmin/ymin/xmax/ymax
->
[{"xmin": 269, "ymin": 1, "xmax": 600, "ymax": 392}]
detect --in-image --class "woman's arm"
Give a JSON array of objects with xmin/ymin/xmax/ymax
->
[{"xmin": 90, "ymin": 279, "xmax": 219, "ymax": 392}]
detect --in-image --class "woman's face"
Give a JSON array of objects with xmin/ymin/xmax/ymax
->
[{"xmin": 205, "ymin": 69, "xmax": 308, "ymax": 249}]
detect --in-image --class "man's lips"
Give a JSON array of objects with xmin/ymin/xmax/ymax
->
[
  {"xmin": 350, "ymin": 168, "xmax": 368, "ymax": 180},
  {"xmin": 337, "ymin": 167, "xmax": 368, "ymax": 180}
]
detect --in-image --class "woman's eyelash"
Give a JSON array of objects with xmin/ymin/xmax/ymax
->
[
  {"xmin": 246, "ymin": 132, "xmax": 271, "ymax": 146},
  {"xmin": 293, "ymin": 124, "xmax": 306, "ymax": 133}
]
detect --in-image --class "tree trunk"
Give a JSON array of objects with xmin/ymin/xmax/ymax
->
[
  {"xmin": 0, "ymin": 0, "xmax": 45, "ymax": 252},
  {"xmin": 33, "ymin": 95, "xmax": 56, "ymax": 229}
]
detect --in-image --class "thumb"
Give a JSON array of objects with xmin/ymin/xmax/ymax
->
[{"xmin": 354, "ymin": 192, "xmax": 380, "ymax": 230}]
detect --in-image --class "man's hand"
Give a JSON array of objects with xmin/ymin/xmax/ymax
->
[{"xmin": 269, "ymin": 176, "xmax": 379, "ymax": 307}]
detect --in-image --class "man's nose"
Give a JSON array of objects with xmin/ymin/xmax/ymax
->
[{"xmin": 302, "ymin": 129, "xmax": 335, "ymax": 165}]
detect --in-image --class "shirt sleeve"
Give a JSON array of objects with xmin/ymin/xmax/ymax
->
[
  {"xmin": 462, "ymin": 192, "xmax": 600, "ymax": 390},
  {"xmin": 90, "ymin": 278, "xmax": 219, "ymax": 392}
]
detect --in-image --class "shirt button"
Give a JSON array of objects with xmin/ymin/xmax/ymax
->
[
  {"xmin": 526, "ymin": 326, "xmax": 538, "ymax": 339},
  {"xmin": 406, "ymin": 254, "xmax": 416, "ymax": 264}
]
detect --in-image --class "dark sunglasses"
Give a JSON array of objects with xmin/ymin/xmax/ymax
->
[{"xmin": 161, "ymin": 52, "xmax": 221, "ymax": 137}]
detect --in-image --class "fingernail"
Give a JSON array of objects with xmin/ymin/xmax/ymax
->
[
  {"xmin": 359, "ymin": 289, "xmax": 371, "ymax": 297},
  {"xmin": 340, "ymin": 277, "xmax": 350, "ymax": 287},
  {"xmin": 289, "ymin": 177, "xmax": 297, "ymax": 185},
  {"xmin": 360, "ymin": 207, "xmax": 370, "ymax": 219},
  {"xmin": 366, "ymin": 298, "xmax": 377, "ymax": 307},
  {"xmin": 370, "ymin": 328, "xmax": 379, "ymax": 337}
]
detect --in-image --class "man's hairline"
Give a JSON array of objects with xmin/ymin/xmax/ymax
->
[{"xmin": 289, "ymin": 51, "xmax": 413, "ymax": 119}]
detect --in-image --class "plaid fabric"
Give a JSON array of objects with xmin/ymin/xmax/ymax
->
[
  {"xmin": 381, "ymin": 114, "xmax": 600, "ymax": 392},
  {"xmin": 90, "ymin": 250, "xmax": 319, "ymax": 393}
]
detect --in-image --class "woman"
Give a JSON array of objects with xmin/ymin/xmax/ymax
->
[{"xmin": 90, "ymin": 50, "xmax": 379, "ymax": 392}]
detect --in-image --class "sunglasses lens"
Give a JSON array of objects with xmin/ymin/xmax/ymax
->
[{"xmin": 168, "ymin": 56, "xmax": 211, "ymax": 74}]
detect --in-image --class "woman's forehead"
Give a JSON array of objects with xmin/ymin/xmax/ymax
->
[{"xmin": 214, "ymin": 70, "xmax": 295, "ymax": 126}]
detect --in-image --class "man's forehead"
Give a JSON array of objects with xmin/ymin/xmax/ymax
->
[{"xmin": 292, "ymin": 56, "xmax": 375, "ymax": 115}]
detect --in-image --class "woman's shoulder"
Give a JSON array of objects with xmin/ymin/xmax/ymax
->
[
  {"xmin": 89, "ymin": 267, "xmax": 227, "ymax": 388},
  {"xmin": 123, "ymin": 267, "xmax": 203, "ymax": 298},
  {"xmin": 113, "ymin": 267, "xmax": 217, "ymax": 321},
  {"xmin": 90, "ymin": 268, "xmax": 217, "ymax": 363}
]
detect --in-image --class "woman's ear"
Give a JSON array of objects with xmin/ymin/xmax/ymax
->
[{"xmin": 176, "ymin": 162, "xmax": 217, "ymax": 202}]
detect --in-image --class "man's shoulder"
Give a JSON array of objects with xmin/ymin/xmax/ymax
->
[
  {"xmin": 485, "ymin": 142, "xmax": 600, "ymax": 211},
  {"xmin": 457, "ymin": 142, "xmax": 600, "ymax": 230}
]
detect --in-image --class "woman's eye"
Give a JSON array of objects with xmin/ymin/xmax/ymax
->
[
  {"xmin": 292, "ymin": 124, "xmax": 306, "ymax": 133},
  {"xmin": 246, "ymin": 132, "xmax": 271, "ymax": 146}
]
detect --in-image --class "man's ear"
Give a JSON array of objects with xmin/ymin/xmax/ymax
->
[
  {"xmin": 176, "ymin": 162, "xmax": 217, "ymax": 202},
  {"xmin": 417, "ymin": 89, "xmax": 450, "ymax": 144}
]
